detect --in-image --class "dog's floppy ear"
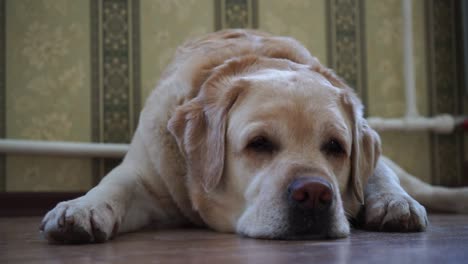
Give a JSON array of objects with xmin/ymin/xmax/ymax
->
[
  {"xmin": 167, "ymin": 77, "xmax": 245, "ymax": 193},
  {"xmin": 314, "ymin": 64, "xmax": 381, "ymax": 204},
  {"xmin": 346, "ymin": 92, "xmax": 381, "ymax": 204}
]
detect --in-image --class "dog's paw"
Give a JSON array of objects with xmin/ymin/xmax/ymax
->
[
  {"xmin": 40, "ymin": 198, "xmax": 119, "ymax": 244},
  {"xmin": 364, "ymin": 193, "xmax": 428, "ymax": 232}
]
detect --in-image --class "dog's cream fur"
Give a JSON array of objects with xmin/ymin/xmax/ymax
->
[{"xmin": 41, "ymin": 30, "xmax": 468, "ymax": 243}]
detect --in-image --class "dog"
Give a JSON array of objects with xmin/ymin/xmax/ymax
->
[{"xmin": 40, "ymin": 29, "xmax": 468, "ymax": 243}]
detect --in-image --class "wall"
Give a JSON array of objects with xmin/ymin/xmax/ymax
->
[
  {"xmin": 5, "ymin": 0, "xmax": 92, "ymax": 191},
  {"xmin": 1, "ymin": 0, "xmax": 465, "ymax": 191}
]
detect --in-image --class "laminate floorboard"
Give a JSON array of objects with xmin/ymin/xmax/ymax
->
[{"xmin": 1, "ymin": 215, "xmax": 467, "ymax": 263}]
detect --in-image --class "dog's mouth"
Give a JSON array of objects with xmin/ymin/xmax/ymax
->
[
  {"xmin": 240, "ymin": 222, "xmax": 338, "ymax": 241},
  {"xmin": 282, "ymin": 208, "xmax": 334, "ymax": 238}
]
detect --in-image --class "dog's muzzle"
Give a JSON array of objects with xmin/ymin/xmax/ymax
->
[{"xmin": 285, "ymin": 176, "xmax": 335, "ymax": 238}]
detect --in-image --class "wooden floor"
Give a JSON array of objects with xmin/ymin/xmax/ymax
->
[{"xmin": 1, "ymin": 215, "xmax": 468, "ymax": 263}]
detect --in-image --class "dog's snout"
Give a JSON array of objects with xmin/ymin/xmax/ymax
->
[{"xmin": 287, "ymin": 177, "xmax": 333, "ymax": 212}]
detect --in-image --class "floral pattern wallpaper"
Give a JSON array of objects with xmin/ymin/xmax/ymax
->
[
  {"xmin": 258, "ymin": 0, "xmax": 327, "ymax": 65},
  {"xmin": 140, "ymin": 0, "xmax": 213, "ymax": 101},
  {"xmin": 5, "ymin": 0, "xmax": 92, "ymax": 191},
  {"xmin": 1, "ymin": 0, "xmax": 465, "ymax": 191}
]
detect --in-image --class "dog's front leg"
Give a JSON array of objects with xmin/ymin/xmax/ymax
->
[
  {"xmin": 363, "ymin": 157, "xmax": 428, "ymax": 232},
  {"xmin": 40, "ymin": 134, "xmax": 160, "ymax": 243}
]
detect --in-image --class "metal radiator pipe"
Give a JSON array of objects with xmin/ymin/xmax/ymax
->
[{"xmin": 0, "ymin": 139, "xmax": 128, "ymax": 158}]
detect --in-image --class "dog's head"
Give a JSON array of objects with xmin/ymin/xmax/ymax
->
[{"xmin": 168, "ymin": 55, "xmax": 380, "ymax": 239}]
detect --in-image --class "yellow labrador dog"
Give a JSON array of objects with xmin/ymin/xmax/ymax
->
[{"xmin": 40, "ymin": 30, "xmax": 468, "ymax": 243}]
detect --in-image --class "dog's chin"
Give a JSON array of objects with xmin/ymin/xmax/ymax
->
[
  {"xmin": 237, "ymin": 226, "xmax": 349, "ymax": 240},
  {"xmin": 236, "ymin": 215, "xmax": 351, "ymax": 240}
]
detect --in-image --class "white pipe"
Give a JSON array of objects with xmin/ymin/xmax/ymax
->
[
  {"xmin": 0, "ymin": 114, "xmax": 463, "ymax": 159},
  {"xmin": 366, "ymin": 0, "xmax": 465, "ymax": 134},
  {"xmin": 367, "ymin": 115, "xmax": 455, "ymax": 133},
  {"xmin": 402, "ymin": 0, "xmax": 419, "ymax": 118},
  {"xmin": 0, "ymin": 139, "xmax": 128, "ymax": 158},
  {"xmin": 366, "ymin": 1, "xmax": 461, "ymax": 133}
]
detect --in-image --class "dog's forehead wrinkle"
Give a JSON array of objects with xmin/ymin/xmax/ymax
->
[
  {"xmin": 244, "ymin": 68, "xmax": 296, "ymax": 82},
  {"xmin": 318, "ymin": 107, "xmax": 350, "ymax": 133},
  {"xmin": 242, "ymin": 67, "xmax": 335, "ymax": 90}
]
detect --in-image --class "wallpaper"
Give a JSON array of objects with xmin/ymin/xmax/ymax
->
[
  {"xmin": 0, "ymin": 0, "xmax": 5, "ymax": 191},
  {"xmin": 426, "ymin": 0, "xmax": 465, "ymax": 186},
  {"xmin": 258, "ymin": 0, "xmax": 327, "ymax": 65},
  {"xmin": 1, "ymin": 0, "xmax": 465, "ymax": 191},
  {"xmin": 5, "ymin": 0, "xmax": 92, "ymax": 191},
  {"xmin": 140, "ymin": 0, "xmax": 213, "ymax": 102},
  {"xmin": 90, "ymin": 0, "xmax": 141, "ymax": 182},
  {"xmin": 366, "ymin": 0, "xmax": 432, "ymax": 183}
]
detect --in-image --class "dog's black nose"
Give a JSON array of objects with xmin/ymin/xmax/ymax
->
[{"xmin": 287, "ymin": 177, "xmax": 333, "ymax": 213}]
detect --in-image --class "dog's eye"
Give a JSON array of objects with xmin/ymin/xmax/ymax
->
[
  {"xmin": 246, "ymin": 136, "xmax": 277, "ymax": 153},
  {"xmin": 322, "ymin": 139, "xmax": 346, "ymax": 157}
]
